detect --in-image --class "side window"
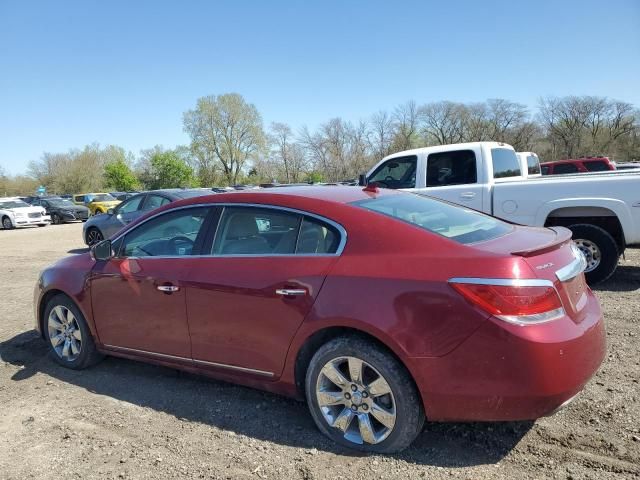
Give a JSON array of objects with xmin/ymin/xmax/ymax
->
[
  {"xmin": 368, "ymin": 156, "xmax": 417, "ymax": 189},
  {"xmin": 142, "ymin": 194, "xmax": 171, "ymax": 211},
  {"xmin": 426, "ymin": 150, "xmax": 477, "ymax": 187},
  {"xmin": 74, "ymin": 195, "xmax": 84, "ymax": 204},
  {"xmin": 527, "ymin": 155, "xmax": 541, "ymax": 175},
  {"xmin": 120, "ymin": 207, "xmax": 209, "ymax": 257},
  {"xmin": 541, "ymin": 166, "xmax": 550, "ymax": 175},
  {"xmin": 553, "ymin": 163, "xmax": 579, "ymax": 174},
  {"xmin": 118, "ymin": 195, "xmax": 145, "ymax": 214},
  {"xmin": 297, "ymin": 217, "xmax": 340, "ymax": 254},
  {"xmin": 584, "ymin": 161, "xmax": 609, "ymax": 172},
  {"xmin": 213, "ymin": 207, "xmax": 301, "ymax": 255},
  {"xmin": 32, "ymin": 199, "xmax": 41, "ymax": 206},
  {"xmin": 491, "ymin": 148, "xmax": 522, "ymax": 178}
]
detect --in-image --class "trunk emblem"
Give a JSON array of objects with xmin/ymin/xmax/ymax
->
[{"xmin": 536, "ymin": 262, "xmax": 554, "ymax": 270}]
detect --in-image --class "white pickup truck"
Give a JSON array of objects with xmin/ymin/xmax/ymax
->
[{"xmin": 364, "ymin": 141, "xmax": 640, "ymax": 284}]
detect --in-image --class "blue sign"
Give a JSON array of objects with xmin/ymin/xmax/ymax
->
[{"xmin": 37, "ymin": 185, "xmax": 46, "ymax": 194}]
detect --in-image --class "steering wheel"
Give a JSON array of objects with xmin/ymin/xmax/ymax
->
[{"xmin": 167, "ymin": 235, "xmax": 195, "ymax": 255}]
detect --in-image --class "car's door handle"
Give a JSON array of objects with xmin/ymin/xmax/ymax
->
[
  {"xmin": 460, "ymin": 192, "xmax": 476, "ymax": 199},
  {"xmin": 275, "ymin": 288, "xmax": 307, "ymax": 296},
  {"xmin": 157, "ymin": 285, "xmax": 180, "ymax": 293}
]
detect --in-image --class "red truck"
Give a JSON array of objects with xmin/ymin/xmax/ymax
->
[{"xmin": 541, "ymin": 157, "xmax": 615, "ymax": 175}]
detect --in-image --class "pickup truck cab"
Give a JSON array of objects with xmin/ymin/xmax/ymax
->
[
  {"xmin": 365, "ymin": 142, "xmax": 640, "ymax": 284},
  {"xmin": 541, "ymin": 157, "xmax": 616, "ymax": 175}
]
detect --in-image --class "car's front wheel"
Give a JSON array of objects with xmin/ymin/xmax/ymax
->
[
  {"xmin": 43, "ymin": 294, "xmax": 103, "ymax": 369},
  {"xmin": 86, "ymin": 227, "xmax": 103, "ymax": 246},
  {"xmin": 51, "ymin": 213, "xmax": 62, "ymax": 225},
  {"xmin": 305, "ymin": 336, "xmax": 424, "ymax": 453}
]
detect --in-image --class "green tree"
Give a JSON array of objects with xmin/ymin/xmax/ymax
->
[
  {"xmin": 148, "ymin": 151, "xmax": 195, "ymax": 189},
  {"xmin": 183, "ymin": 93, "xmax": 266, "ymax": 185},
  {"xmin": 104, "ymin": 159, "xmax": 139, "ymax": 191}
]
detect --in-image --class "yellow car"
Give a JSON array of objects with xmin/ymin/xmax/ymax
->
[{"xmin": 73, "ymin": 193, "xmax": 121, "ymax": 215}]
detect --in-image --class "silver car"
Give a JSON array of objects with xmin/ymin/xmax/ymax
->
[{"xmin": 82, "ymin": 189, "xmax": 214, "ymax": 245}]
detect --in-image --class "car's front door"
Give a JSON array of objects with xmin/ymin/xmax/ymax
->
[
  {"xmin": 184, "ymin": 206, "xmax": 343, "ymax": 377},
  {"xmin": 104, "ymin": 194, "xmax": 147, "ymax": 238},
  {"xmin": 90, "ymin": 206, "xmax": 213, "ymax": 358}
]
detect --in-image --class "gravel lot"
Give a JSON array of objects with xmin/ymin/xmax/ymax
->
[{"xmin": 0, "ymin": 223, "xmax": 638, "ymax": 480}]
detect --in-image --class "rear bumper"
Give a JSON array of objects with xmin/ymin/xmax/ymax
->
[{"xmin": 408, "ymin": 292, "xmax": 606, "ymax": 421}]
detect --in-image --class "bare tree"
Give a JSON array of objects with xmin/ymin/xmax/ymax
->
[
  {"xmin": 268, "ymin": 122, "xmax": 307, "ymax": 183},
  {"xmin": 369, "ymin": 110, "xmax": 395, "ymax": 160},
  {"xmin": 392, "ymin": 101, "xmax": 422, "ymax": 150},
  {"xmin": 421, "ymin": 101, "xmax": 466, "ymax": 145}
]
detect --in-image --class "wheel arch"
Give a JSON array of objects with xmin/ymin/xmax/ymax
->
[
  {"xmin": 544, "ymin": 206, "xmax": 625, "ymax": 252},
  {"xmin": 291, "ymin": 325, "xmax": 424, "ymax": 407},
  {"xmin": 38, "ymin": 289, "xmax": 68, "ymax": 337}
]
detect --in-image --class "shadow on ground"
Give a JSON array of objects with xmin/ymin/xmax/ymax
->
[
  {"xmin": 594, "ymin": 264, "xmax": 640, "ymax": 292},
  {"xmin": 0, "ymin": 330, "xmax": 532, "ymax": 467}
]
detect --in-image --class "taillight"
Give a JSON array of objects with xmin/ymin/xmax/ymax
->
[{"xmin": 449, "ymin": 279, "xmax": 565, "ymax": 325}]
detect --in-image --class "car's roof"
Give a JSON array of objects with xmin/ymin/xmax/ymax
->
[{"xmin": 177, "ymin": 185, "xmax": 401, "ymax": 207}]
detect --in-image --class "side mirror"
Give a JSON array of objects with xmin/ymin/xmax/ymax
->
[
  {"xmin": 91, "ymin": 240, "xmax": 113, "ymax": 261},
  {"xmin": 107, "ymin": 208, "xmax": 115, "ymax": 215},
  {"xmin": 358, "ymin": 174, "xmax": 368, "ymax": 186}
]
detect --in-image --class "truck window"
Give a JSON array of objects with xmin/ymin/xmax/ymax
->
[
  {"xmin": 584, "ymin": 160, "xmax": 609, "ymax": 172},
  {"xmin": 527, "ymin": 155, "xmax": 541, "ymax": 175},
  {"xmin": 541, "ymin": 166, "xmax": 550, "ymax": 175},
  {"xmin": 553, "ymin": 163, "xmax": 579, "ymax": 174},
  {"xmin": 368, "ymin": 155, "xmax": 417, "ymax": 189},
  {"xmin": 426, "ymin": 150, "xmax": 477, "ymax": 187},
  {"xmin": 491, "ymin": 148, "xmax": 522, "ymax": 178}
]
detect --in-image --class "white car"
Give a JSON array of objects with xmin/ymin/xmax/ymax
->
[
  {"xmin": 0, "ymin": 197, "xmax": 51, "ymax": 229},
  {"xmin": 365, "ymin": 141, "xmax": 640, "ymax": 284}
]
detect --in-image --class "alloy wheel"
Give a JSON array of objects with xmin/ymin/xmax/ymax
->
[
  {"xmin": 315, "ymin": 356, "xmax": 396, "ymax": 445},
  {"xmin": 86, "ymin": 229, "xmax": 103, "ymax": 245},
  {"xmin": 574, "ymin": 238, "xmax": 601, "ymax": 273},
  {"xmin": 52, "ymin": 214, "xmax": 61, "ymax": 225},
  {"xmin": 47, "ymin": 305, "xmax": 82, "ymax": 362},
  {"xmin": 2, "ymin": 217, "xmax": 12, "ymax": 229}
]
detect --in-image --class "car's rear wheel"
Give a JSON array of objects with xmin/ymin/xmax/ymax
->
[
  {"xmin": 43, "ymin": 294, "xmax": 103, "ymax": 369},
  {"xmin": 305, "ymin": 336, "xmax": 424, "ymax": 453},
  {"xmin": 569, "ymin": 224, "xmax": 619, "ymax": 284},
  {"xmin": 2, "ymin": 216, "xmax": 13, "ymax": 229},
  {"xmin": 86, "ymin": 227, "xmax": 103, "ymax": 246}
]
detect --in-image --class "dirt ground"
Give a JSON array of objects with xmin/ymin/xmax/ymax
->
[{"xmin": 0, "ymin": 223, "xmax": 638, "ymax": 480}]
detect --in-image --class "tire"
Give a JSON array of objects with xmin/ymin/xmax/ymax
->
[
  {"xmin": 43, "ymin": 294, "xmax": 103, "ymax": 369},
  {"xmin": 305, "ymin": 336, "xmax": 424, "ymax": 453},
  {"xmin": 569, "ymin": 223, "xmax": 619, "ymax": 285},
  {"xmin": 85, "ymin": 227, "xmax": 104, "ymax": 246},
  {"xmin": 94, "ymin": 209, "xmax": 102, "ymax": 215},
  {"xmin": 37, "ymin": 224, "xmax": 47, "ymax": 227},
  {"xmin": 52, "ymin": 213, "xmax": 62, "ymax": 225},
  {"xmin": 2, "ymin": 216, "xmax": 13, "ymax": 230}
]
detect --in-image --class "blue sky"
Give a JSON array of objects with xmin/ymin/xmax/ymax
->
[{"xmin": 1, "ymin": 0, "xmax": 639, "ymax": 175}]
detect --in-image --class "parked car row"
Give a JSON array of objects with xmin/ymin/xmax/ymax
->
[
  {"xmin": 0, "ymin": 197, "xmax": 50, "ymax": 229},
  {"xmin": 35, "ymin": 185, "xmax": 604, "ymax": 453}
]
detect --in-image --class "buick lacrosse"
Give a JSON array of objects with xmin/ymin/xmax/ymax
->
[{"xmin": 34, "ymin": 186, "xmax": 605, "ymax": 453}]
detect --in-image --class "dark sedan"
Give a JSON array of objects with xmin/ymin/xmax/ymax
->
[
  {"xmin": 83, "ymin": 188, "xmax": 214, "ymax": 245},
  {"xmin": 31, "ymin": 197, "xmax": 89, "ymax": 224}
]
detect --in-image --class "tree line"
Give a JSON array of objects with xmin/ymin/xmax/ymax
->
[{"xmin": 1, "ymin": 93, "xmax": 638, "ymax": 196}]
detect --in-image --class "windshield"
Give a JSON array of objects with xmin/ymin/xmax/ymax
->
[
  {"xmin": 49, "ymin": 199, "xmax": 76, "ymax": 208},
  {"xmin": 92, "ymin": 194, "xmax": 116, "ymax": 202},
  {"xmin": 0, "ymin": 200, "xmax": 30, "ymax": 209},
  {"xmin": 352, "ymin": 193, "xmax": 513, "ymax": 244}
]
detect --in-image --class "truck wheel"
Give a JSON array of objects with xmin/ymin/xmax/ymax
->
[{"xmin": 569, "ymin": 224, "xmax": 619, "ymax": 284}]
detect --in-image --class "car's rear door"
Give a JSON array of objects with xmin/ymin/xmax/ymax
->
[
  {"xmin": 184, "ymin": 205, "xmax": 344, "ymax": 378},
  {"xmin": 90, "ymin": 205, "xmax": 214, "ymax": 358}
]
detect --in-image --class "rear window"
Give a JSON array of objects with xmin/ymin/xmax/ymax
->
[
  {"xmin": 553, "ymin": 163, "xmax": 579, "ymax": 174},
  {"xmin": 527, "ymin": 155, "xmax": 541, "ymax": 175},
  {"xmin": 352, "ymin": 194, "xmax": 513, "ymax": 244},
  {"xmin": 492, "ymin": 148, "xmax": 522, "ymax": 178},
  {"xmin": 426, "ymin": 150, "xmax": 477, "ymax": 186},
  {"xmin": 584, "ymin": 160, "xmax": 609, "ymax": 172}
]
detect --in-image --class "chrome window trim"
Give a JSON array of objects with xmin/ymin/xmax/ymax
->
[
  {"xmin": 555, "ymin": 244, "xmax": 588, "ymax": 282},
  {"xmin": 448, "ymin": 277, "xmax": 554, "ymax": 287},
  {"xmin": 113, "ymin": 202, "xmax": 347, "ymax": 258},
  {"xmin": 103, "ymin": 344, "xmax": 274, "ymax": 377}
]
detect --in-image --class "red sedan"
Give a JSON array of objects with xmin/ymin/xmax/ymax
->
[{"xmin": 34, "ymin": 186, "xmax": 605, "ymax": 453}]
